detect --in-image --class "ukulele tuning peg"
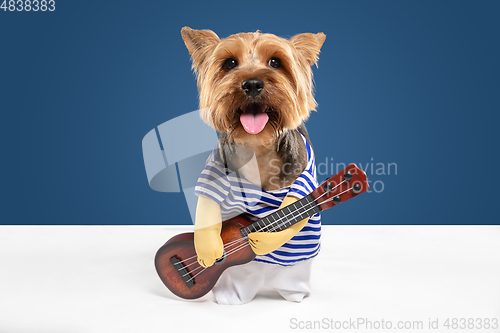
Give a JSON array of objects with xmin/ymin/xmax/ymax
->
[
  {"xmin": 344, "ymin": 171, "xmax": 353, "ymax": 181},
  {"xmin": 332, "ymin": 196, "xmax": 341, "ymax": 205},
  {"xmin": 324, "ymin": 182, "xmax": 333, "ymax": 192},
  {"xmin": 352, "ymin": 183, "xmax": 362, "ymax": 194}
]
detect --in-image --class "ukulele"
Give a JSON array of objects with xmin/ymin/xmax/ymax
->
[{"xmin": 155, "ymin": 163, "xmax": 369, "ymax": 299}]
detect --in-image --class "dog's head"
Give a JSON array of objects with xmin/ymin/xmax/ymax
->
[{"xmin": 181, "ymin": 27, "xmax": 325, "ymax": 147}]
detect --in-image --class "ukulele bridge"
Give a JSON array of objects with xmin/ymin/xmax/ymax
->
[{"xmin": 169, "ymin": 255, "xmax": 195, "ymax": 288}]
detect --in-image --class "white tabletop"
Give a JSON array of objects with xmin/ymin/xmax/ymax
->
[{"xmin": 0, "ymin": 226, "xmax": 499, "ymax": 333}]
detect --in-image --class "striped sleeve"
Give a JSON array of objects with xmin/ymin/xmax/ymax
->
[
  {"xmin": 194, "ymin": 150, "xmax": 230, "ymax": 204},
  {"xmin": 287, "ymin": 173, "xmax": 317, "ymax": 199}
]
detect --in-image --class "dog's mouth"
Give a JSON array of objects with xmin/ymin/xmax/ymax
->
[{"xmin": 238, "ymin": 103, "xmax": 270, "ymax": 134}]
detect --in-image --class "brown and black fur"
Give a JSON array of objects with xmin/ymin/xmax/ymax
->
[{"xmin": 181, "ymin": 27, "xmax": 325, "ymax": 191}]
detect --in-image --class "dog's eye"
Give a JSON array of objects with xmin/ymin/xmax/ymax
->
[
  {"xmin": 223, "ymin": 58, "xmax": 238, "ymax": 71},
  {"xmin": 268, "ymin": 57, "xmax": 282, "ymax": 69}
]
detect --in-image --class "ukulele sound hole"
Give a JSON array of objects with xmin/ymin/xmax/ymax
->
[{"xmin": 214, "ymin": 250, "xmax": 227, "ymax": 266}]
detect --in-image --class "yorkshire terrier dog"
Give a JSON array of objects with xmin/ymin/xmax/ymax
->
[{"xmin": 182, "ymin": 27, "xmax": 325, "ymax": 304}]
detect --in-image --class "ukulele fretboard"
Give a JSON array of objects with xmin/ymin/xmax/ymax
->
[{"xmin": 240, "ymin": 193, "xmax": 322, "ymax": 237}]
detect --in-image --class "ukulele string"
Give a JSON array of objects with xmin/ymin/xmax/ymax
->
[
  {"xmin": 221, "ymin": 187, "xmax": 353, "ymax": 260},
  {"xmin": 182, "ymin": 264, "xmax": 204, "ymax": 277},
  {"xmin": 184, "ymin": 189, "xmax": 354, "ymax": 283},
  {"xmin": 186, "ymin": 262, "xmax": 212, "ymax": 283},
  {"xmin": 220, "ymin": 189, "xmax": 334, "ymax": 257},
  {"xmin": 203, "ymin": 188, "xmax": 340, "ymax": 272},
  {"xmin": 175, "ymin": 182, "xmax": 346, "ymax": 271},
  {"xmin": 175, "ymin": 181, "xmax": 348, "ymax": 273},
  {"xmin": 250, "ymin": 180, "xmax": 345, "ymax": 234},
  {"xmin": 174, "ymin": 188, "xmax": 332, "ymax": 270},
  {"xmin": 203, "ymin": 180, "xmax": 341, "ymax": 252}
]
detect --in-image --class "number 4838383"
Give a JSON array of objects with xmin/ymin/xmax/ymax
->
[{"xmin": 1, "ymin": 0, "xmax": 55, "ymax": 11}]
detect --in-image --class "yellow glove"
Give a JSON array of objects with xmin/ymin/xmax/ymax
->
[
  {"xmin": 248, "ymin": 195, "xmax": 309, "ymax": 256},
  {"xmin": 194, "ymin": 195, "xmax": 224, "ymax": 268}
]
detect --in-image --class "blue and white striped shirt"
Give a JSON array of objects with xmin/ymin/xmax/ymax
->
[{"xmin": 194, "ymin": 132, "xmax": 321, "ymax": 266}]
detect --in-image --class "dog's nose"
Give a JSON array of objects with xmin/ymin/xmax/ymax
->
[{"xmin": 242, "ymin": 78, "xmax": 264, "ymax": 98}]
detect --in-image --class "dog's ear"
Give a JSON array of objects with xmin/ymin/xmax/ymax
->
[
  {"xmin": 290, "ymin": 32, "xmax": 326, "ymax": 66},
  {"xmin": 181, "ymin": 27, "xmax": 220, "ymax": 70}
]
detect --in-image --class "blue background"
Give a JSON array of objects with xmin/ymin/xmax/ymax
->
[{"xmin": 1, "ymin": 0, "xmax": 498, "ymax": 225}]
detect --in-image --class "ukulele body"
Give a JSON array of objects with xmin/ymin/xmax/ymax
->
[
  {"xmin": 154, "ymin": 164, "xmax": 369, "ymax": 300},
  {"xmin": 155, "ymin": 215, "xmax": 256, "ymax": 299}
]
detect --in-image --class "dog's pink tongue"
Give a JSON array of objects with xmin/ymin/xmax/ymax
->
[{"xmin": 240, "ymin": 104, "xmax": 269, "ymax": 134}]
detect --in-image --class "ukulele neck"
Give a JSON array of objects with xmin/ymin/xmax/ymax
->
[
  {"xmin": 239, "ymin": 163, "xmax": 371, "ymax": 237},
  {"xmin": 240, "ymin": 193, "xmax": 321, "ymax": 237}
]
